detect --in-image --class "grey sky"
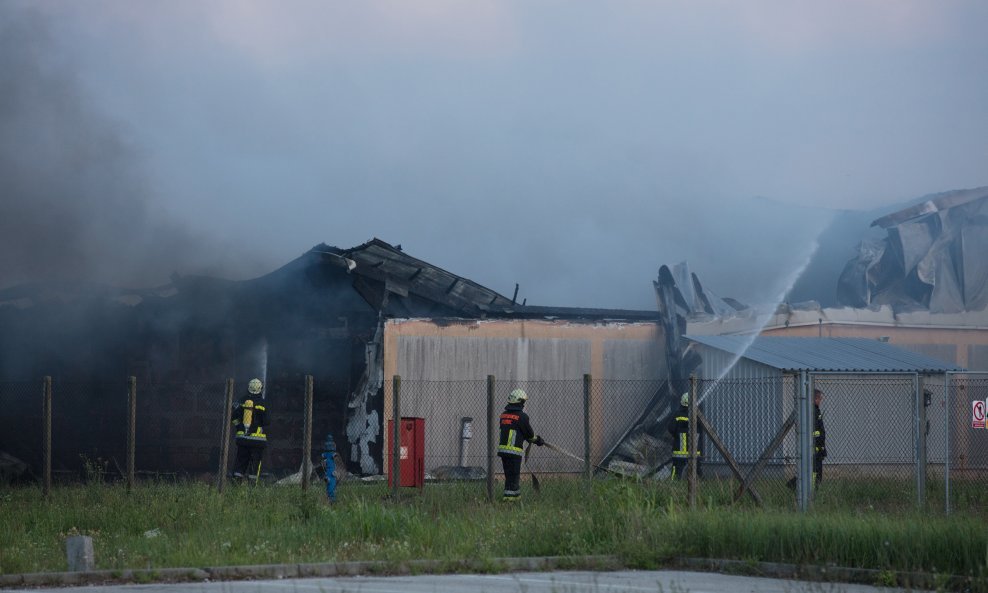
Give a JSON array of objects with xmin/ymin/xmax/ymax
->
[{"xmin": 3, "ymin": 1, "xmax": 987, "ymax": 310}]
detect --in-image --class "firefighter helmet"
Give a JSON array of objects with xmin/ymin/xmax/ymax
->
[
  {"xmin": 680, "ymin": 392, "xmax": 689, "ymax": 407},
  {"xmin": 508, "ymin": 388, "xmax": 528, "ymax": 404},
  {"xmin": 248, "ymin": 378, "xmax": 263, "ymax": 395}
]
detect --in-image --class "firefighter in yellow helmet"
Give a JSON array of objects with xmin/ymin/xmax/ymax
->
[
  {"xmin": 231, "ymin": 378, "xmax": 268, "ymax": 481},
  {"xmin": 668, "ymin": 391, "xmax": 702, "ymax": 479},
  {"xmin": 496, "ymin": 388, "xmax": 544, "ymax": 501}
]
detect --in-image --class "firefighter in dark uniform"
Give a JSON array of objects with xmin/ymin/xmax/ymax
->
[
  {"xmin": 669, "ymin": 392, "xmax": 701, "ymax": 479},
  {"xmin": 813, "ymin": 388, "xmax": 827, "ymax": 487},
  {"xmin": 232, "ymin": 378, "xmax": 268, "ymax": 481},
  {"xmin": 497, "ymin": 388, "xmax": 543, "ymax": 501}
]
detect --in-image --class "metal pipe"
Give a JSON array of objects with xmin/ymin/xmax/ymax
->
[{"xmin": 459, "ymin": 417, "xmax": 473, "ymax": 467}]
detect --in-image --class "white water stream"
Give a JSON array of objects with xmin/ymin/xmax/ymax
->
[{"xmin": 696, "ymin": 236, "xmax": 823, "ymax": 405}]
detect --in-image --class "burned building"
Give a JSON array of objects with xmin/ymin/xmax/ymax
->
[
  {"xmin": 679, "ymin": 188, "xmax": 988, "ymax": 371},
  {"xmin": 837, "ymin": 187, "xmax": 988, "ymax": 313},
  {"xmin": 0, "ymin": 238, "xmax": 676, "ymax": 480}
]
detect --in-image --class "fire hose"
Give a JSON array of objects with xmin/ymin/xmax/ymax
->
[{"xmin": 524, "ymin": 440, "xmax": 620, "ymax": 491}]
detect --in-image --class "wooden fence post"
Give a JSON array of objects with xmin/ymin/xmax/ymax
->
[
  {"xmin": 302, "ymin": 375, "xmax": 314, "ymax": 490},
  {"xmin": 43, "ymin": 376, "xmax": 52, "ymax": 498},
  {"xmin": 583, "ymin": 374, "xmax": 592, "ymax": 487},
  {"xmin": 487, "ymin": 375, "xmax": 495, "ymax": 503},
  {"xmin": 127, "ymin": 376, "xmax": 136, "ymax": 492},
  {"xmin": 391, "ymin": 375, "xmax": 401, "ymax": 498},
  {"xmin": 217, "ymin": 379, "xmax": 234, "ymax": 493}
]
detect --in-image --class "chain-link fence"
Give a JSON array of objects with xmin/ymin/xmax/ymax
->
[
  {"xmin": 945, "ymin": 372, "xmax": 988, "ymax": 514},
  {"xmin": 386, "ymin": 377, "xmax": 665, "ymax": 500},
  {"xmin": 6, "ymin": 372, "xmax": 988, "ymax": 515},
  {"xmin": 0, "ymin": 376, "xmax": 350, "ymax": 489},
  {"xmin": 384, "ymin": 373, "xmax": 988, "ymax": 514},
  {"xmin": 697, "ymin": 376, "xmax": 797, "ymax": 506}
]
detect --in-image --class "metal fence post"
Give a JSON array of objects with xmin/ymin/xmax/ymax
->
[
  {"xmin": 945, "ymin": 371, "xmax": 953, "ymax": 515},
  {"xmin": 217, "ymin": 379, "xmax": 234, "ymax": 493},
  {"xmin": 302, "ymin": 375, "xmax": 313, "ymax": 491},
  {"xmin": 797, "ymin": 371, "xmax": 811, "ymax": 512},
  {"xmin": 914, "ymin": 373, "xmax": 926, "ymax": 508},
  {"xmin": 127, "ymin": 376, "xmax": 137, "ymax": 492},
  {"xmin": 583, "ymin": 374, "xmax": 592, "ymax": 487},
  {"xmin": 688, "ymin": 374, "xmax": 697, "ymax": 510},
  {"xmin": 42, "ymin": 376, "xmax": 52, "ymax": 498},
  {"xmin": 487, "ymin": 375, "xmax": 495, "ymax": 503},
  {"xmin": 392, "ymin": 375, "xmax": 400, "ymax": 498}
]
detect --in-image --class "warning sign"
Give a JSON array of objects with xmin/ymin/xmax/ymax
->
[{"xmin": 973, "ymin": 400, "xmax": 986, "ymax": 429}]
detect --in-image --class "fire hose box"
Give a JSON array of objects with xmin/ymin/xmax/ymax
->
[{"xmin": 387, "ymin": 417, "xmax": 424, "ymax": 488}]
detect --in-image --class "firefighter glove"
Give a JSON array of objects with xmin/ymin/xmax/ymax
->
[{"xmin": 533, "ymin": 436, "xmax": 544, "ymax": 447}]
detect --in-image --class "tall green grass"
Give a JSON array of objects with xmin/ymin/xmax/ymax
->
[{"xmin": 1, "ymin": 477, "xmax": 986, "ymax": 589}]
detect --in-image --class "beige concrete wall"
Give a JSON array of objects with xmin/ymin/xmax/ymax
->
[
  {"xmin": 383, "ymin": 318, "xmax": 664, "ymax": 381},
  {"xmin": 381, "ymin": 318, "xmax": 665, "ymax": 475}
]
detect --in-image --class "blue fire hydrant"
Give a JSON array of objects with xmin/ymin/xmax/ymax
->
[{"xmin": 321, "ymin": 433, "xmax": 337, "ymax": 503}]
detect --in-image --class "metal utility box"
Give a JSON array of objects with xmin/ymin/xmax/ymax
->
[{"xmin": 387, "ymin": 417, "xmax": 425, "ymax": 488}]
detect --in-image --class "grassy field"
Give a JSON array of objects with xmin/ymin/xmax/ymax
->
[{"xmin": 2, "ymin": 476, "xmax": 987, "ymax": 590}]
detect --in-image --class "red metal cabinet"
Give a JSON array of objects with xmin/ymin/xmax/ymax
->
[{"xmin": 387, "ymin": 417, "xmax": 424, "ymax": 488}]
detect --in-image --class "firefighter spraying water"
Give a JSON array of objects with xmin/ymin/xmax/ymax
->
[
  {"xmin": 231, "ymin": 378, "xmax": 268, "ymax": 482},
  {"xmin": 496, "ymin": 388, "xmax": 544, "ymax": 501}
]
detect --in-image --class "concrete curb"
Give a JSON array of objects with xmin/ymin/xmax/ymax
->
[
  {"xmin": 677, "ymin": 557, "xmax": 967, "ymax": 591},
  {"xmin": 0, "ymin": 555, "xmax": 972, "ymax": 590},
  {"xmin": 0, "ymin": 555, "xmax": 622, "ymax": 589}
]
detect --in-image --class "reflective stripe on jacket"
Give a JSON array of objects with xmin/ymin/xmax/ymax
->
[
  {"xmin": 669, "ymin": 408, "xmax": 701, "ymax": 459},
  {"xmin": 497, "ymin": 403, "xmax": 536, "ymax": 457},
  {"xmin": 813, "ymin": 404, "xmax": 826, "ymax": 453},
  {"xmin": 233, "ymin": 398, "xmax": 268, "ymax": 442}
]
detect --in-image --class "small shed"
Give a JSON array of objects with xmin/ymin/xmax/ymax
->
[{"xmin": 684, "ymin": 335, "xmax": 964, "ymax": 505}]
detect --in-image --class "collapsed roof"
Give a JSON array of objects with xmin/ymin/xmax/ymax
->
[{"xmin": 838, "ymin": 187, "xmax": 988, "ymax": 314}]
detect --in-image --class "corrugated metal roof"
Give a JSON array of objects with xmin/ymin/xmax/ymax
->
[{"xmin": 685, "ymin": 335, "xmax": 965, "ymax": 373}]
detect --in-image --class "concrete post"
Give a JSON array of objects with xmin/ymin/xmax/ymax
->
[{"xmin": 65, "ymin": 535, "xmax": 94, "ymax": 571}]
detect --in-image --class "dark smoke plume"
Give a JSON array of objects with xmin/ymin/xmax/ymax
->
[{"xmin": 0, "ymin": 5, "xmax": 259, "ymax": 292}]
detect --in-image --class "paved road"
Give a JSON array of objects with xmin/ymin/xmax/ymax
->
[{"xmin": 6, "ymin": 570, "xmax": 927, "ymax": 593}]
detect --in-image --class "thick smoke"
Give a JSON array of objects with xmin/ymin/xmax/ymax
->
[{"xmin": 0, "ymin": 6, "xmax": 266, "ymax": 292}]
